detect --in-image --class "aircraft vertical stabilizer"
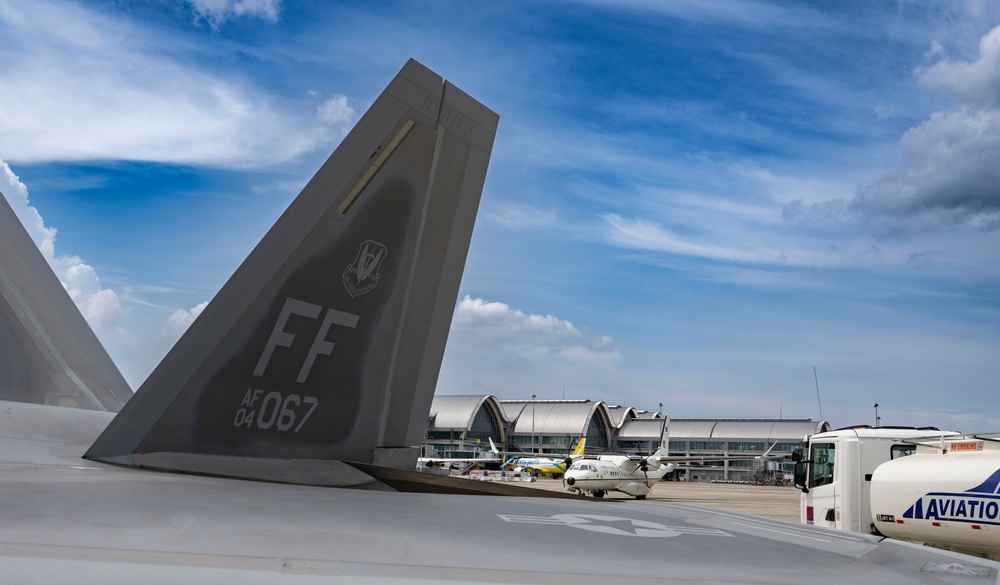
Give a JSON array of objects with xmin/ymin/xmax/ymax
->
[
  {"xmin": 655, "ymin": 414, "xmax": 670, "ymax": 456},
  {"xmin": 0, "ymin": 192, "xmax": 133, "ymax": 411},
  {"xmin": 85, "ymin": 59, "xmax": 498, "ymax": 487}
]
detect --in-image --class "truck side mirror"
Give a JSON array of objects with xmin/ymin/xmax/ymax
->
[
  {"xmin": 791, "ymin": 449, "xmax": 802, "ymax": 462},
  {"xmin": 793, "ymin": 460, "xmax": 809, "ymax": 493}
]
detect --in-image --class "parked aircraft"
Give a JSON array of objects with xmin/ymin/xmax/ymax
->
[
  {"xmin": 565, "ymin": 448, "xmax": 673, "ymax": 500},
  {"xmin": 565, "ymin": 420, "xmax": 777, "ymax": 499},
  {"xmin": 2, "ymin": 59, "xmax": 998, "ymax": 583},
  {"xmin": 504, "ymin": 438, "xmax": 586, "ymax": 475},
  {"xmin": 419, "ymin": 437, "xmax": 501, "ymax": 469}
]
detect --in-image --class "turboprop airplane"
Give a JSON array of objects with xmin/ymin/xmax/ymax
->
[
  {"xmin": 504, "ymin": 438, "xmax": 586, "ymax": 475},
  {"xmin": 3, "ymin": 60, "xmax": 999, "ymax": 583},
  {"xmin": 564, "ymin": 420, "xmax": 778, "ymax": 499}
]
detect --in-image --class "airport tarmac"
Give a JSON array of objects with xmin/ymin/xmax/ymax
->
[{"xmin": 521, "ymin": 479, "xmax": 801, "ymax": 522}]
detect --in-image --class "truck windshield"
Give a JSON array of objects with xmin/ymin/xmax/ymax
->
[{"xmin": 809, "ymin": 442, "xmax": 836, "ymax": 488}]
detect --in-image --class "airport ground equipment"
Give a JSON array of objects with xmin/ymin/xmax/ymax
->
[{"xmin": 795, "ymin": 426, "xmax": 1000, "ymax": 559}]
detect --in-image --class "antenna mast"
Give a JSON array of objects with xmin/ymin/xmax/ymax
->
[{"xmin": 813, "ymin": 366, "xmax": 824, "ymax": 420}]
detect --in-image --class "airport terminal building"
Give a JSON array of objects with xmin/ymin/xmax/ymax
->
[{"xmin": 424, "ymin": 395, "xmax": 830, "ymax": 482}]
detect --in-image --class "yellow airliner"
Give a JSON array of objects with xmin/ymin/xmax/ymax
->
[{"xmin": 503, "ymin": 438, "xmax": 586, "ymax": 475}]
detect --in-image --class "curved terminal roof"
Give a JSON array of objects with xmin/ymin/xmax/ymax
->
[
  {"xmin": 634, "ymin": 410, "xmax": 662, "ymax": 419},
  {"xmin": 618, "ymin": 417, "xmax": 666, "ymax": 440},
  {"xmin": 428, "ymin": 395, "xmax": 506, "ymax": 433},
  {"xmin": 503, "ymin": 400, "xmax": 609, "ymax": 437},
  {"xmin": 605, "ymin": 406, "xmax": 638, "ymax": 427},
  {"xmin": 670, "ymin": 419, "xmax": 718, "ymax": 438},
  {"xmin": 426, "ymin": 395, "xmax": 830, "ymax": 454},
  {"xmin": 670, "ymin": 419, "xmax": 830, "ymax": 441}
]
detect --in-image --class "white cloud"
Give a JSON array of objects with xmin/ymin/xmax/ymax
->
[
  {"xmin": 782, "ymin": 26, "xmax": 1000, "ymax": 236},
  {"xmin": 1, "ymin": 159, "xmax": 130, "ymax": 336},
  {"xmin": 603, "ymin": 212, "xmax": 850, "ymax": 269},
  {"xmin": 564, "ymin": 0, "xmax": 824, "ymax": 30},
  {"xmin": 185, "ymin": 0, "xmax": 282, "ymax": 29},
  {"xmin": 918, "ymin": 25, "xmax": 1000, "ymax": 106},
  {"xmin": 164, "ymin": 301, "xmax": 209, "ymax": 338},
  {"xmin": 316, "ymin": 95, "xmax": 356, "ymax": 133},
  {"xmin": 0, "ymin": 0, "xmax": 336, "ymax": 168},
  {"xmin": 486, "ymin": 202, "xmax": 560, "ymax": 230},
  {"xmin": 855, "ymin": 107, "xmax": 1000, "ymax": 232},
  {"xmin": 450, "ymin": 296, "xmax": 619, "ymax": 366},
  {"xmin": 1, "ymin": 162, "xmax": 56, "ymax": 256}
]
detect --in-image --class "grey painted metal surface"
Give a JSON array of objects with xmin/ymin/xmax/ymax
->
[
  {"xmin": 3, "ymin": 399, "xmax": 999, "ymax": 584},
  {"xmin": 83, "ymin": 59, "xmax": 497, "ymax": 486},
  {"xmin": 0, "ymin": 194, "xmax": 133, "ymax": 411}
]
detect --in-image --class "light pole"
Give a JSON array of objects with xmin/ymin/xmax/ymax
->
[
  {"xmin": 531, "ymin": 394, "xmax": 536, "ymax": 454},
  {"xmin": 874, "ymin": 403, "xmax": 880, "ymax": 427}
]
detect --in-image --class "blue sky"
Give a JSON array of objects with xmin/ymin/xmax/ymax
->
[{"xmin": 2, "ymin": 0, "xmax": 999, "ymax": 429}]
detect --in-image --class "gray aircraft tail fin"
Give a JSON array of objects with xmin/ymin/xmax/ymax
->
[
  {"xmin": 85, "ymin": 59, "xmax": 497, "ymax": 487},
  {"xmin": 0, "ymin": 192, "xmax": 133, "ymax": 411}
]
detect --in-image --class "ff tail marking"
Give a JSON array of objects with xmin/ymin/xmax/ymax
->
[{"xmin": 85, "ymin": 59, "xmax": 498, "ymax": 488}]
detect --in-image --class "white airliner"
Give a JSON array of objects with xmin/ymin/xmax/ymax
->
[
  {"xmin": 565, "ymin": 420, "xmax": 777, "ymax": 499},
  {"xmin": 419, "ymin": 437, "xmax": 501, "ymax": 470},
  {"xmin": 2, "ymin": 59, "xmax": 998, "ymax": 583}
]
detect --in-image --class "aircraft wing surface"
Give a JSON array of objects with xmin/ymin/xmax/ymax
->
[{"xmin": 2, "ymin": 406, "xmax": 997, "ymax": 584}]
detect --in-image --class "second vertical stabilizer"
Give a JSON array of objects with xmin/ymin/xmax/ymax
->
[{"xmin": 0, "ymin": 192, "xmax": 133, "ymax": 412}]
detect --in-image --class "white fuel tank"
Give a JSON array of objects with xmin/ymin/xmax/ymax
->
[{"xmin": 870, "ymin": 445, "xmax": 1000, "ymax": 558}]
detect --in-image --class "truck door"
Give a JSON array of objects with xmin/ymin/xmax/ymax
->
[{"xmin": 806, "ymin": 441, "xmax": 839, "ymax": 529}]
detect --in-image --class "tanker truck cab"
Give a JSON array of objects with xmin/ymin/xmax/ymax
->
[{"xmin": 793, "ymin": 427, "xmax": 957, "ymax": 534}]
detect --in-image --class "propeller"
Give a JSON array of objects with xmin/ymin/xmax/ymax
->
[
  {"xmin": 561, "ymin": 457, "xmax": 574, "ymax": 488},
  {"xmin": 638, "ymin": 455, "xmax": 661, "ymax": 472}
]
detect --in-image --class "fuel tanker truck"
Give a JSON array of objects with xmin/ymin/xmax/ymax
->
[{"xmin": 793, "ymin": 426, "xmax": 1000, "ymax": 560}]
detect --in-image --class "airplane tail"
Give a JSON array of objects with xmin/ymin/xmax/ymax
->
[
  {"xmin": 0, "ymin": 192, "xmax": 133, "ymax": 411},
  {"xmin": 85, "ymin": 59, "xmax": 498, "ymax": 487},
  {"xmin": 652, "ymin": 415, "xmax": 670, "ymax": 457},
  {"xmin": 571, "ymin": 437, "xmax": 586, "ymax": 457},
  {"xmin": 488, "ymin": 437, "xmax": 499, "ymax": 455}
]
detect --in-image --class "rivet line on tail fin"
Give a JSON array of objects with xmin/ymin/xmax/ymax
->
[{"xmin": 337, "ymin": 120, "xmax": 416, "ymax": 214}]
